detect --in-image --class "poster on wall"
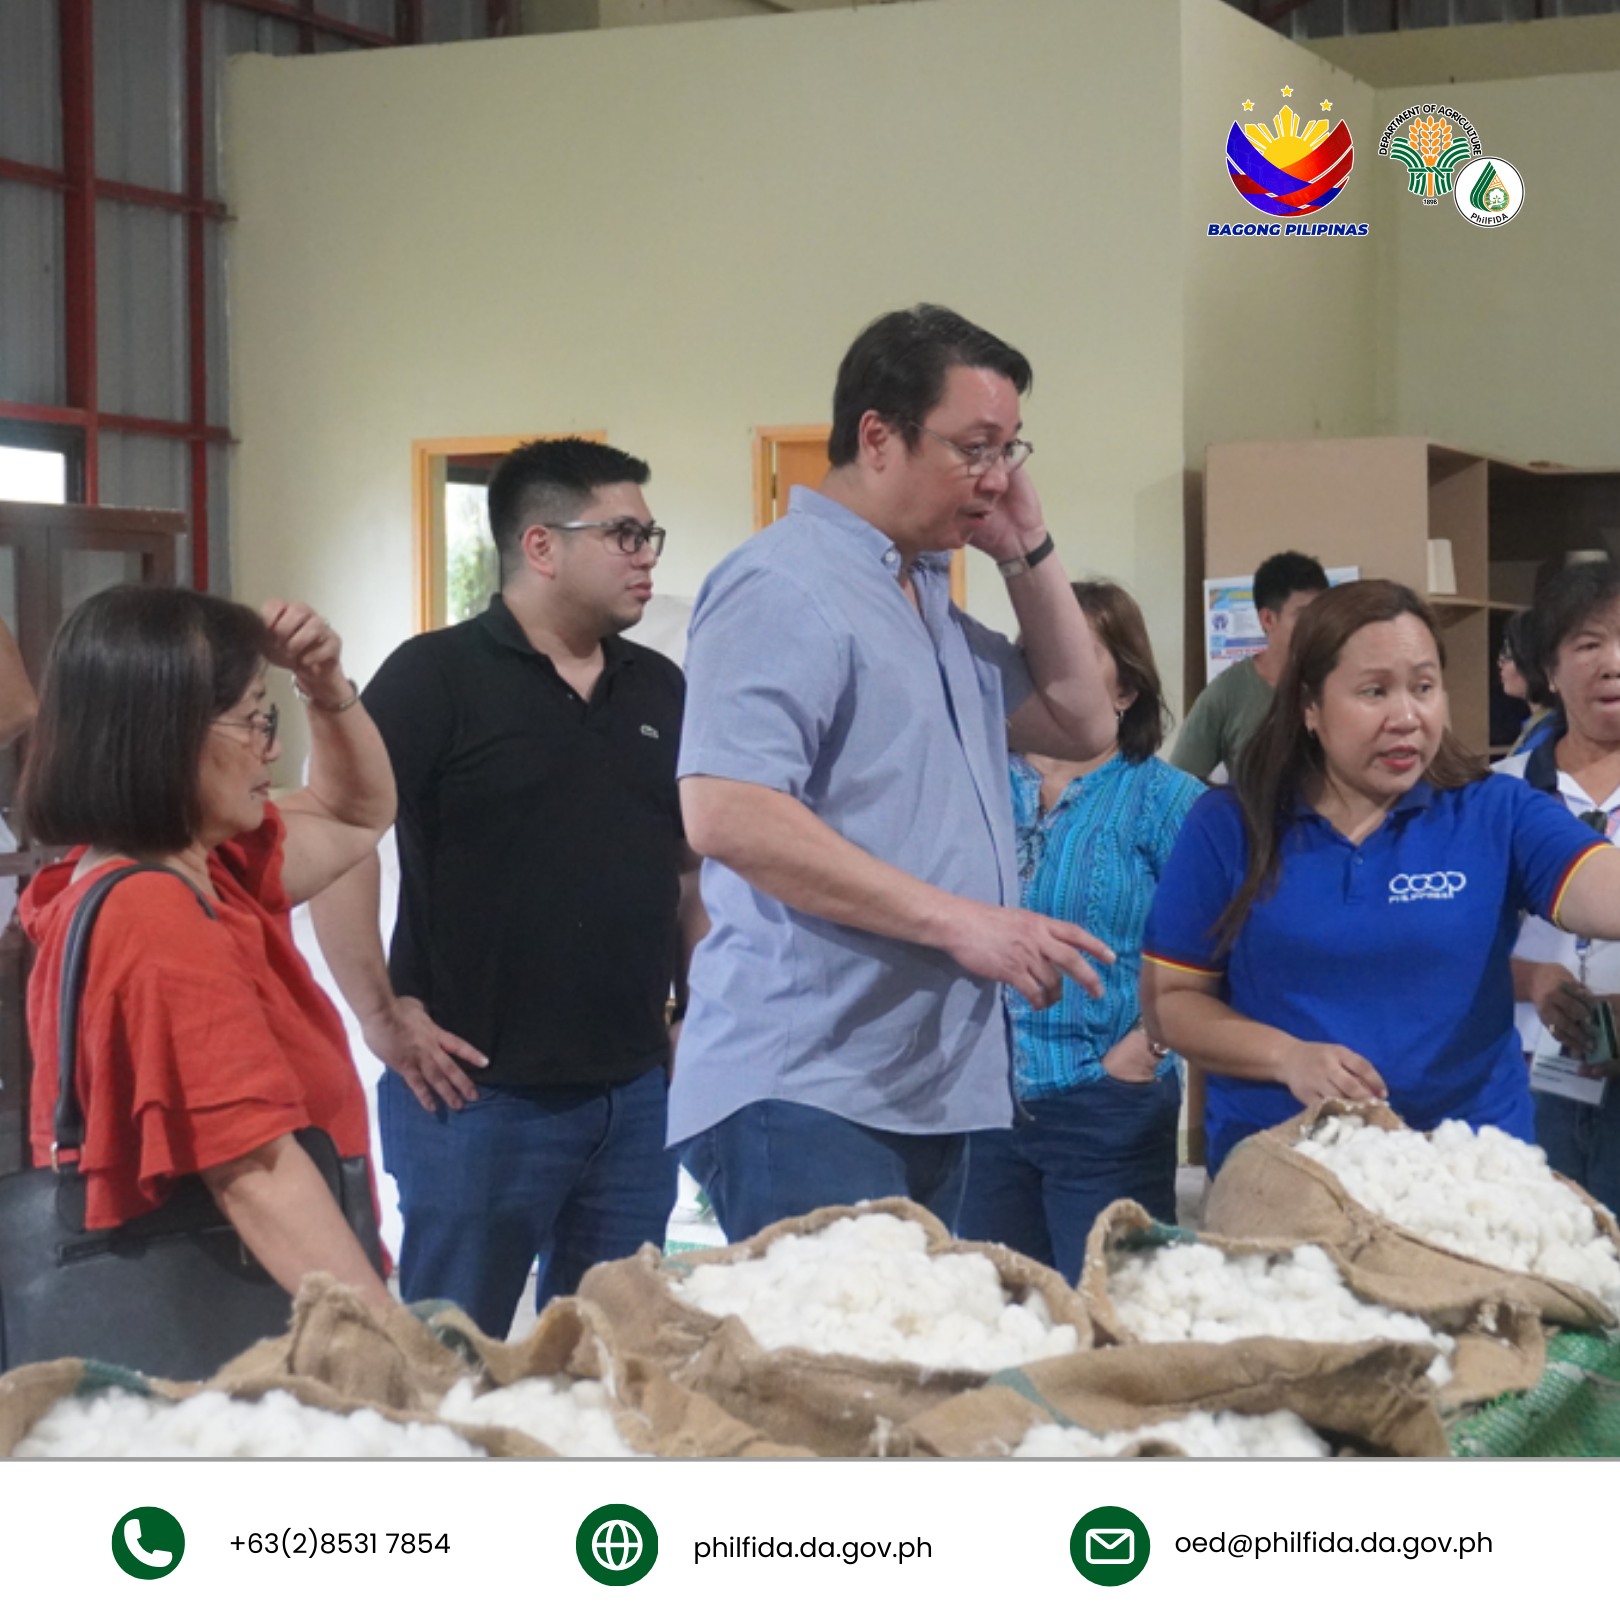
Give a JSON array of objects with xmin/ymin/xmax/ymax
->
[{"xmin": 1203, "ymin": 566, "xmax": 1359, "ymax": 684}]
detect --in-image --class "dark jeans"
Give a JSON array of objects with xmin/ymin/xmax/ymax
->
[
  {"xmin": 378, "ymin": 1064, "xmax": 677, "ymax": 1338},
  {"xmin": 678, "ymin": 1099, "xmax": 967, "ymax": 1245},
  {"xmin": 1535, "ymin": 1086, "xmax": 1620, "ymax": 1219},
  {"xmin": 957, "ymin": 1071, "xmax": 1181, "ymax": 1284}
]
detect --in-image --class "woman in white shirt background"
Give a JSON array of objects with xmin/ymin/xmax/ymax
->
[{"xmin": 1499, "ymin": 560, "xmax": 1620, "ymax": 1214}]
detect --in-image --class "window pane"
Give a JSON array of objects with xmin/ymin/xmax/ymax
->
[{"xmin": 0, "ymin": 446, "xmax": 66, "ymax": 503}]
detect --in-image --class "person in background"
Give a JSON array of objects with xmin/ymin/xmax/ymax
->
[
  {"xmin": 673, "ymin": 304, "xmax": 1118, "ymax": 1244},
  {"xmin": 19, "ymin": 586, "xmax": 392, "ymax": 1310},
  {"xmin": 1143, "ymin": 579, "xmax": 1620, "ymax": 1178},
  {"xmin": 313, "ymin": 438, "xmax": 700, "ymax": 1338},
  {"xmin": 957, "ymin": 581, "xmax": 1202, "ymax": 1279},
  {"xmin": 1498, "ymin": 609, "xmax": 1558, "ymax": 757},
  {"xmin": 1171, "ymin": 550, "xmax": 1329, "ymax": 782},
  {"xmin": 1499, "ymin": 562, "xmax": 1620, "ymax": 1213}
]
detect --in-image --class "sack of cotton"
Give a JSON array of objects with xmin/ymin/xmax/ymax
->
[
  {"xmin": 898, "ymin": 1335, "xmax": 1448, "ymax": 1458},
  {"xmin": 1079, "ymin": 1199, "xmax": 1544, "ymax": 1409},
  {"xmin": 0, "ymin": 1353, "xmax": 544, "ymax": 1458},
  {"xmin": 576, "ymin": 1198, "xmax": 1092, "ymax": 1457},
  {"xmin": 415, "ymin": 1292, "xmax": 808, "ymax": 1459},
  {"xmin": 1205, "ymin": 1100, "xmax": 1620, "ymax": 1332}
]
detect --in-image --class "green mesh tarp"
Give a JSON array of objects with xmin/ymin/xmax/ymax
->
[{"xmin": 1448, "ymin": 1331, "xmax": 1620, "ymax": 1457}]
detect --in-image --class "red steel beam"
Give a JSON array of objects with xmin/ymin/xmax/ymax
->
[
  {"xmin": 399, "ymin": 0, "xmax": 424, "ymax": 44},
  {"xmin": 0, "ymin": 156, "xmax": 69, "ymax": 192},
  {"xmin": 0, "ymin": 403, "xmax": 230, "ymax": 444},
  {"xmin": 187, "ymin": 0, "xmax": 211, "ymax": 588},
  {"xmin": 218, "ymin": 1, "xmax": 396, "ymax": 49},
  {"xmin": 98, "ymin": 178, "xmax": 229, "ymax": 220},
  {"xmin": 59, "ymin": 0, "xmax": 97, "ymax": 500}
]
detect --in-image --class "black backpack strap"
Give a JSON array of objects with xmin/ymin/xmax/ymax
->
[{"xmin": 52, "ymin": 862, "xmax": 216, "ymax": 1158}]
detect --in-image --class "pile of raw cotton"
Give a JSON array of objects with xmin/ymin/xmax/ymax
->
[
  {"xmin": 1295, "ymin": 1116, "xmax": 1620, "ymax": 1311},
  {"xmin": 1013, "ymin": 1408, "xmax": 1329, "ymax": 1459},
  {"xmin": 672, "ymin": 1212, "xmax": 1080, "ymax": 1371},
  {"xmin": 1108, "ymin": 1241, "xmax": 1455, "ymax": 1383},
  {"xmin": 14, "ymin": 1387, "xmax": 485, "ymax": 1459},
  {"xmin": 438, "ymin": 1376, "xmax": 645, "ymax": 1458}
]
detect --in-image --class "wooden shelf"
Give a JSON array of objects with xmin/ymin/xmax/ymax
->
[{"xmin": 1203, "ymin": 436, "xmax": 1620, "ymax": 756}]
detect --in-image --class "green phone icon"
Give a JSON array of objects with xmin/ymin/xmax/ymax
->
[{"xmin": 111, "ymin": 1507, "xmax": 186, "ymax": 1580}]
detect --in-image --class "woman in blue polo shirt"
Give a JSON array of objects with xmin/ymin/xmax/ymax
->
[{"xmin": 1142, "ymin": 579, "xmax": 1620, "ymax": 1177}]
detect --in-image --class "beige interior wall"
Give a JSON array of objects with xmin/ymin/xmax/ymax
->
[
  {"xmin": 1180, "ymin": 0, "xmax": 1381, "ymax": 475},
  {"xmin": 227, "ymin": 0, "xmax": 1187, "ymax": 766},
  {"xmin": 1375, "ymin": 71, "xmax": 1620, "ymax": 468}
]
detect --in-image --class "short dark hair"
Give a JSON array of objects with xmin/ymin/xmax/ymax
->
[
  {"xmin": 1252, "ymin": 550, "xmax": 1330, "ymax": 616},
  {"xmin": 827, "ymin": 304, "xmax": 1032, "ymax": 468},
  {"xmin": 21, "ymin": 585, "xmax": 273, "ymax": 854},
  {"xmin": 486, "ymin": 437, "xmax": 650, "ymax": 579},
  {"xmin": 1500, "ymin": 608, "xmax": 1551, "ymax": 707},
  {"xmin": 1528, "ymin": 561, "xmax": 1620, "ymax": 711},
  {"xmin": 1071, "ymin": 580, "xmax": 1169, "ymax": 763}
]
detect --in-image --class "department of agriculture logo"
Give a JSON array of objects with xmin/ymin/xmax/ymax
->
[
  {"xmin": 1379, "ymin": 102, "xmax": 1482, "ymax": 204},
  {"xmin": 111, "ymin": 1507, "xmax": 186, "ymax": 1581},
  {"xmin": 1227, "ymin": 87, "xmax": 1354, "ymax": 216},
  {"xmin": 577, "ymin": 1503, "xmax": 658, "ymax": 1587},
  {"xmin": 1455, "ymin": 156, "xmax": 1525, "ymax": 227},
  {"xmin": 1071, "ymin": 1505, "xmax": 1150, "ymax": 1587}
]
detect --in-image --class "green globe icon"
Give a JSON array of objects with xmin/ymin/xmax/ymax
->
[{"xmin": 577, "ymin": 1504, "xmax": 658, "ymax": 1586}]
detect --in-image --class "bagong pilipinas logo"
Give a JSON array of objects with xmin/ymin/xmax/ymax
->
[
  {"xmin": 1378, "ymin": 103, "xmax": 1482, "ymax": 204},
  {"xmin": 1227, "ymin": 87, "xmax": 1354, "ymax": 217}
]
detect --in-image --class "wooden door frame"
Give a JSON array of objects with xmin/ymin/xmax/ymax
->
[
  {"xmin": 411, "ymin": 432, "xmax": 605, "ymax": 633},
  {"xmin": 752, "ymin": 425, "xmax": 967, "ymax": 607}
]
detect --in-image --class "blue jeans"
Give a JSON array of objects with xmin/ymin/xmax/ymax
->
[
  {"xmin": 1535, "ymin": 1087, "xmax": 1620, "ymax": 1219},
  {"xmin": 378, "ymin": 1065, "xmax": 677, "ymax": 1338},
  {"xmin": 678, "ymin": 1099, "xmax": 967, "ymax": 1244},
  {"xmin": 957, "ymin": 1072, "xmax": 1181, "ymax": 1284}
]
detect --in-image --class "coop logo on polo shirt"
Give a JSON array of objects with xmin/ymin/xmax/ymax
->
[{"xmin": 1388, "ymin": 870, "xmax": 1467, "ymax": 902}]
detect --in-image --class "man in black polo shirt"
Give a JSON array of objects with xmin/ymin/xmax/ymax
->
[{"xmin": 312, "ymin": 438, "xmax": 696, "ymax": 1337}]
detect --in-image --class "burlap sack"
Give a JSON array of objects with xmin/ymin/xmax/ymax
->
[
  {"xmin": 900, "ymin": 1338, "xmax": 1448, "ymax": 1458},
  {"xmin": 1205, "ymin": 1100, "xmax": 1620, "ymax": 1332},
  {"xmin": 416, "ymin": 1293, "xmax": 810, "ymax": 1458},
  {"xmin": 0, "ymin": 1351, "xmax": 544, "ymax": 1458},
  {"xmin": 577, "ymin": 1197, "xmax": 1092, "ymax": 1457},
  {"xmin": 1080, "ymin": 1199, "xmax": 1545, "ymax": 1408}
]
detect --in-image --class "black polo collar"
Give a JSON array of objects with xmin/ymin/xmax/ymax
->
[{"xmin": 475, "ymin": 592, "xmax": 636, "ymax": 670}]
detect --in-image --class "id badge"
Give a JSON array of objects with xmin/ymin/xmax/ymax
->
[{"xmin": 1529, "ymin": 1050, "xmax": 1609, "ymax": 1108}]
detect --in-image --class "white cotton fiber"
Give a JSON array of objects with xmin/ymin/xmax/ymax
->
[
  {"xmin": 15, "ymin": 1386, "xmax": 486, "ymax": 1458},
  {"xmin": 437, "ymin": 1376, "xmax": 645, "ymax": 1458},
  {"xmin": 1108, "ymin": 1241, "xmax": 1455, "ymax": 1384},
  {"xmin": 1295, "ymin": 1115, "xmax": 1620, "ymax": 1312},
  {"xmin": 1013, "ymin": 1409, "xmax": 1329, "ymax": 1459},
  {"xmin": 671, "ymin": 1212, "xmax": 1080, "ymax": 1372}
]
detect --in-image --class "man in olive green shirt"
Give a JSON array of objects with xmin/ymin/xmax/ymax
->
[{"xmin": 1171, "ymin": 550, "xmax": 1329, "ymax": 781}]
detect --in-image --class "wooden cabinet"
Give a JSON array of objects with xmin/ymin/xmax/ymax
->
[{"xmin": 1203, "ymin": 438, "xmax": 1620, "ymax": 756}]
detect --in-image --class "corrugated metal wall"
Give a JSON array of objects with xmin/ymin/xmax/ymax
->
[
  {"xmin": 1227, "ymin": 0, "xmax": 1620, "ymax": 38},
  {"xmin": 0, "ymin": 1, "xmax": 503, "ymax": 596}
]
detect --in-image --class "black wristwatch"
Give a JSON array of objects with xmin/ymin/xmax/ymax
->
[{"xmin": 996, "ymin": 532, "xmax": 1056, "ymax": 580}]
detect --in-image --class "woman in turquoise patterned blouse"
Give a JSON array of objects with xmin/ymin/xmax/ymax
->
[{"xmin": 957, "ymin": 581, "xmax": 1204, "ymax": 1281}]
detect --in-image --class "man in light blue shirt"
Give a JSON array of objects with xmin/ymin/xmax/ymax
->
[{"xmin": 672, "ymin": 304, "xmax": 1118, "ymax": 1241}]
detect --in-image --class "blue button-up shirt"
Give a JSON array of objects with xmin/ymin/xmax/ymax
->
[{"xmin": 669, "ymin": 486, "xmax": 1033, "ymax": 1143}]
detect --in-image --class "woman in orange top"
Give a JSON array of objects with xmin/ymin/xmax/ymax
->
[{"xmin": 20, "ymin": 585, "xmax": 394, "ymax": 1310}]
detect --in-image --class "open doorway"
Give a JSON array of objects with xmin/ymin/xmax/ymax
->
[{"xmin": 411, "ymin": 433, "xmax": 605, "ymax": 632}]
